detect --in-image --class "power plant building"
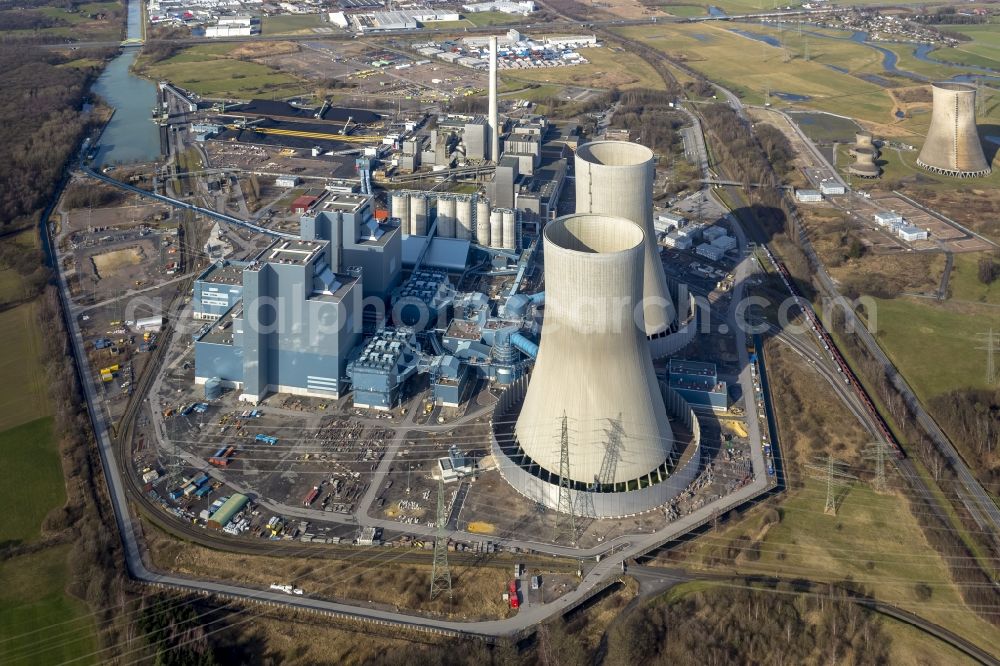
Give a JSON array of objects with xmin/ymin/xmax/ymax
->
[
  {"xmin": 668, "ymin": 359, "xmax": 727, "ymax": 411},
  {"xmin": 346, "ymin": 328, "xmax": 420, "ymax": 409},
  {"xmin": 917, "ymin": 82, "xmax": 991, "ymax": 178},
  {"xmin": 194, "ymin": 193, "xmax": 402, "ymax": 403},
  {"xmin": 193, "ymin": 261, "xmax": 246, "ymax": 320}
]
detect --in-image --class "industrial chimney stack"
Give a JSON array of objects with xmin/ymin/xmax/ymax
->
[{"xmin": 488, "ymin": 35, "xmax": 499, "ymax": 162}]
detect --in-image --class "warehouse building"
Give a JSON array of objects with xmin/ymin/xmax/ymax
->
[
  {"xmin": 695, "ymin": 243, "xmax": 725, "ymax": 262},
  {"xmin": 795, "ymin": 189, "xmax": 823, "ymax": 203},
  {"xmin": 897, "ymin": 225, "xmax": 929, "ymax": 242},
  {"xmin": 207, "ymin": 493, "xmax": 249, "ymax": 529}
]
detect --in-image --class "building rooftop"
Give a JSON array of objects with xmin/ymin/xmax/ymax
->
[
  {"xmin": 264, "ymin": 239, "xmax": 325, "ymax": 266},
  {"xmin": 198, "ymin": 262, "xmax": 245, "ymax": 285},
  {"xmin": 445, "ymin": 319, "xmax": 481, "ymax": 341},
  {"xmin": 315, "ymin": 192, "xmax": 371, "ymax": 213},
  {"xmin": 198, "ymin": 302, "xmax": 243, "ymax": 345},
  {"xmin": 669, "ymin": 358, "xmax": 717, "ymax": 377}
]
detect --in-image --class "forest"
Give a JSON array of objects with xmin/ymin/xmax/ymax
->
[{"xmin": 0, "ymin": 45, "xmax": 108, "ymax": 229}]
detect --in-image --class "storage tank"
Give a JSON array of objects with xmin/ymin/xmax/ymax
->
[
  {"xmin": 456, "ymin": 196, "xmax": 474, "ymax": 241},
  {"xmin": 501, "ymin": 208, "xmax": 516, "ymax": 250},
  {"xmin": 489, "ymin": 210, "xmax": 503, "ymax": 248},
  {"xmin": 390, "ymin": 192, "xmax": 410, "ymax": 233},
  {"xmin": 917, "ymin": 82, "xmax": 991, "ymax": 178},
  {"xmin": 476, "ymin": 198, "xmax": 491, "ymax": 246},
  {"xmin": 410, "ymin": 194, "xmax": 428, "ymax": 236},
  {"xmin": 575, "ymin": 141, "xmax": 676, "ymax": 336},
  {"xmin": 436, "ymin": 196, "xmax": 457, "ymax": 238}
]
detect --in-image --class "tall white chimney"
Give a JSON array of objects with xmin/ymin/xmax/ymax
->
[{"xmin": 488, "ymin": 35, "xmax": 499, "ymax": 162}]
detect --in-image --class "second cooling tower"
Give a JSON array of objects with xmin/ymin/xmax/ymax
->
[
  {"xmin": 575, "ymin": 141, "xmax": 675, "ymax": 336},
  {"xmin": 515, "ymin": 214, "xmax": 674, "ymax": 497},
  {"xmin": 917, "ymin": 82, "xmax": 991, "ymax": 178}
]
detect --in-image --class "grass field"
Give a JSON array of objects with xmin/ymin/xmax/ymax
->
[
  {"xmin": 500, "ymin": 46, "xmax": 664, "ymax": 91},
  {"xmin": 0, "ymin": 304, "xmax": 49, "ymax": 432},
  {"xmin": 948, "ymin": 253, "xmax": 1000, "ymax": 305},
  {"xmin": 463, "ymin": 10, "xmax": 530, "ymax": 27},
  {"xmin": 0, "ymin": 547, "xmax": 96, "ymax": 666},
  {"xmin": 260, "ymin": 13, "xmax": 325, "ymax": 35},
  {"xmin": 0, "ymin": 419, "xmax": 63, "ymax": 545},
  {"xmin": 871, "ymin": 297, "xmax": 1000, "ymax": 400},
  {"xmin": 661, "ymin": 4, "xmax": 707, "ymax": 17},
  {"xmin": 0, "ymin": 270, "xmax": 25, "ymax": 306},
  {"xmin": 929, "ymin": 25, "xmax": 1000, "ymax": 71},
  {"xmin": 139, "ymin": 45, "xmax": 309, "ymax": 99},
  {"xmin": 615, "ymin": 23, "xmax": 894, "ymax": 122},
  {"xmin": 676, "ymin": 478, "xmax": 1000, "ymax": 656}
]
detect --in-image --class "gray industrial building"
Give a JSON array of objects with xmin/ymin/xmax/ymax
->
[
  {"xmin": 299, "ymin": 192, "xmax": 402, "ymax": 302},
  {"xmin": 668, "ymin": 359, "xmax": 727, "ymax": 411},
  {"xmin": 194, "ymin": 193, "xmax": 402, "ymax": 403},
  {"xmin": 193, "ymin": 261, "xmax": 246, "ymax": 320},
  {"xmin": 346, "ymin": 328, "xmax": 420, "ymax": 409}
]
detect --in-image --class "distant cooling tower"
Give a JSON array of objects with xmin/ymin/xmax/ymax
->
[
  {"xmin": 917, "ymin": 82, "xmax": 991, "ymax": 178},
  {"xmin": 503, "ymin": 214, "xmax": 675, "ymax": 516},
  {"xmin": 575, "ymin": 141, "xmax": 675, "ymax": 337}
]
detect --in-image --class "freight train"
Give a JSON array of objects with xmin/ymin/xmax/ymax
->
[{"xmin": 760, "ymin": 246, "xmax": 904, "ymax": 460}]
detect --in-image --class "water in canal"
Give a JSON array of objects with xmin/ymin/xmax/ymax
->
[{"xmin": 90, "ymin": 0, "xmax": 160, "ymax": 166}]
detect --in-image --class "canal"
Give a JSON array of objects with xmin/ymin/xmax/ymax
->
[{"xmin": 90, "ymin": 0, "xmax": 160, "ymax": 166}]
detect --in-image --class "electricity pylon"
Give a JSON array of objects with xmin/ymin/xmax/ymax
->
[
  {"xmin": 429, "ymin": 477, "xmax": 452, "ymax": 600},
  {"xmin": 557, "ymin": 413, "xmax": 578, "ymax": 543},
  {"xmin": 977, "ymin": 328, "xmax": 998, "ymax": 386},
  {"xmin": 863, "ymin": 440, "xmax": 893, "ymax": 494},
  {"xmin": 806, "ymin": 455, "xmax": 857, "ymax": 515}
]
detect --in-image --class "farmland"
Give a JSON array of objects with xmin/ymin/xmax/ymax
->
[{"xmin": 614, "ymin": 23, "xmax": 895, "ymax": 122}]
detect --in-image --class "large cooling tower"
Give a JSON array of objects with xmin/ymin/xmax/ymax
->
[
  {"xmin": 515, "ymin": 214, "xmax": 673, "ymax": 490},
  {"xmin": 575, "ymin": 141, "xmax": 675, "ymax": 336},
  {"xmin": 917, "ymin": 82, "xmax": 991, "ymax": 178}
]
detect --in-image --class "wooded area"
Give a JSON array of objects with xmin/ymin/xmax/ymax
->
[{"xmin": 0, "ymin": 45, "xmax": 107, "ymax": 229}]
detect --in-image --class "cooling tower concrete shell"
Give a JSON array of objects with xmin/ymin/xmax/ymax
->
[
  {"xmin": 515, "ymin": 214, "xmax": 674, "ymax": 491},
  {"xmin": 436, "ymin": 196, "xmax": 457, "ymax": 238},
  {"xmin": 917, "ymin": 82, "xmax": 991, "ymax": 178},
  {"xmin": 489, "ymin": 210, "xmax": 503, "ymax": 248},
  {"xmin": 575, "ymin": 141, "xmax": 675, "ymax": 336},
  {"xmin": 390, "ymin": 192, "xmax": 410, "ymax": 233},
  {"xmin": 476, "ymin": 198, "xmax": 491, "ymax": 246},
  {"xmin": 501, "ymin": 208, "xmax": 517, "ymax": 250},
  {"xmin": 456, "ymin": 196, "xmax": 474, "ymax": 241},
  {"xmin": 855, "ymin": 131, "xmax": 874, "ymax": 148},
  {"xmin": 410, "ymin": 194, "xmax": 428, "ymax": 236},
  {"xmin": 849, "ymin": 145, "xmax": 879, "ymax": 159}
]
